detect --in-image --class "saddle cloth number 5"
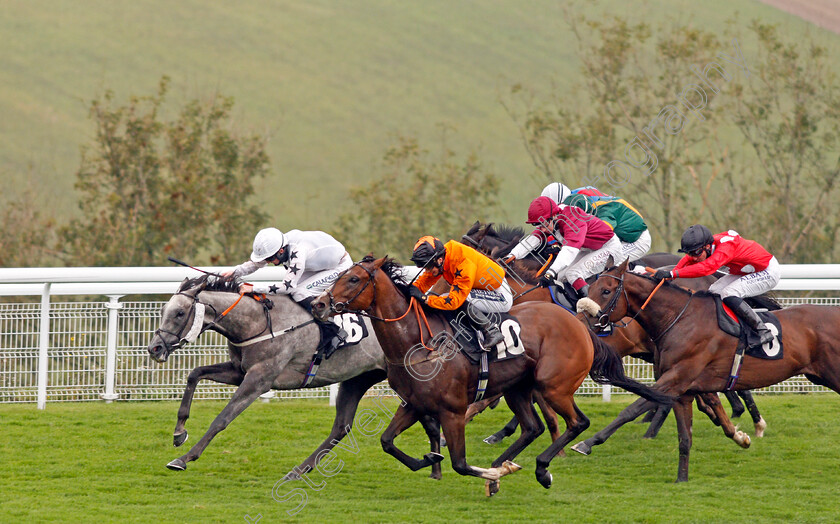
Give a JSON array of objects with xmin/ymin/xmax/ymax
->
[{"xmin": 495, "ymin": 319, "xmax": 525, "ymax": 359}]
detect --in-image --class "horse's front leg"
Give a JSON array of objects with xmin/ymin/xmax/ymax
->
[
  {"xmin": 379, "ymin": 404, "xmax": 444, "ymax": 472},
  {"xmin": 174, "ymin": 361, "xmax": 245, "ymax": 447},
  {"xmin": 289, "ymin": 370, "xmax": 386, "ymax": 479},
  {"xmin": 673, "ymin": 394, "xmax": 695, "ymax": 482},
  {"xmin": 166, "ymin": 365, "xmax": 275, "ymax": 471},
  {"xmin": 723, "ymin": 390, "xmax": 745, "ymax": 418}
]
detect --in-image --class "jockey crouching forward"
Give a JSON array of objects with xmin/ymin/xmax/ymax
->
[
  {"xmin": 541, "ymin": 182, "xmax": 651, "ymax": 262},
  {"xmin": 509, "ymin": 196, "xmax": 624, "ymax": 299},
  {"xmin": 222, "ymin": 227, "xmax": 353, "ymax": 355},
  {"xmin": 410, "ymin": 236, "xmax": 513, "ymax": 350},
  {"xmin": 652, "ymin": 224, "xmax": 781, "ymax": 345}
]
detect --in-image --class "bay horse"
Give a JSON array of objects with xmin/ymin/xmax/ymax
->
[
  {"xmin": 311, "ymin": 256, "xmax": 674, "ymax": 495},
  {"xmin": 462, "ymin": 221, "xmax": 768, "ymax": 442},
  {"xmin": 146, "ymin": 275, "xmax": 442, "ymax": 478},
  {"xmin": 578, "ymin": 257, "xmax": 840, "ymax": 482}
]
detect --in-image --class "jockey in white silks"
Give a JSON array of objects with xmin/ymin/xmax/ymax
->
[{"xmin": 223, "ymin": 227, "xmax": 353, "ymax": 355}]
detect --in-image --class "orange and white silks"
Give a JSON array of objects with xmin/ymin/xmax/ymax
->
[{"xmin": 413, "ymin": 240, "xmax": 506, "ymax": 310}]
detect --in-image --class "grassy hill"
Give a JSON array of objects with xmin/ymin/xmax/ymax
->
[{"xmin": 2, "ymin": 0, "xmax": 837, "ymax": 237}]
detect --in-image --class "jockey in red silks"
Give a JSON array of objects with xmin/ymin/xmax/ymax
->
[
  {"xmin": 509, "ymin": 195, "xmax": 623, "ymax": 299},
  {"xmin": 541, "ymin": 182, "xmax": 651, "ymax": 262},
  {"xmin": 652, "ymin": 224, "xmax": 781, "ymax": 345}
]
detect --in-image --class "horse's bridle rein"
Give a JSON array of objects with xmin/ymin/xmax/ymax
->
[{"xmin": 326, "ymin": 262, "xmax": 437, "ymax": 350}]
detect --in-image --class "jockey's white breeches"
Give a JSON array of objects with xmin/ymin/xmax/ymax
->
[{"xmin": 709, "ymin": 256, "xmax": 781, "ymax": 299}]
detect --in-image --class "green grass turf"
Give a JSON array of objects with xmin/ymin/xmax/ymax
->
[
  {"xmin": 0, "ymin": 394, "xmax": 838, "ymax": 523},
  {"xmin": 2, "ymin": 0, "xmax": 838, "ymax": 233}
]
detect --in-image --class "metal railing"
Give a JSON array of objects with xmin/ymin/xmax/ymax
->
[{"xmin": 0, "ymin": 265, "xmax": 838, "ymax": 408}]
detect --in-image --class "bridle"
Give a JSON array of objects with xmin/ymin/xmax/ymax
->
[
  {"xmin": 592, "ymin": 272, "xmax": 630, "ymax": 329},
  {"xmin": 153, "ymin": 291, "xmax": 221, "ymax": 354},
  {"xmin": 153, "ymin": 289, "xmax": 280, "ymax": 354},
  {"xmin": 593, "ymin": 270, "xmax": 694, "ymax": 343},
  {"xmin": 326, "ymin": 262, "xmax": 379, "ymax": 317}
]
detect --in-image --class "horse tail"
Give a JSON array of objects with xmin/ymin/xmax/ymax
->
[{"xmin": 587, "ymin": 329, "xmax": 675, "ymax": 406}]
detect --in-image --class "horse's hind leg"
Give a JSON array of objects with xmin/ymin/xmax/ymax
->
[
  {"xmin": 380, "ymin": 404, "xmax": 444, "ymax": 472},
  {"xmin": 534, "ymin": 391, "xmax": 561, "ymax": 443},
  {"xmin": 571, "ymin": 398, "xmax": 656, "ymax": 455},
  {"xmin": 438, "ymin": 409, "xmax": 521, "ymax": 494},
  {"xmin": 738, "ymin": 390, "xmax": 766, "ymax": 437},
  {"xmin": 483, "ymin": 415, "xmax": 519, "ymax": 445},
  {"xmin": 642, "ymin": 404, "xmax": 671, "ymax": 439},
  {"xmin": 723, "ymin": 390, "xmax": 746, "ymax": 418},
  {"xmin": 699, "ymin": 392, "xmax": 750, "ymax": 449},
  {"xmin": 174, "ymin": 361, "xmax": 245, "ymax": 447},
  {"xmin": 292, "ymin": 369, "xmax": 386, "ymax": 478},
  {"xmin": 490, "ymin": 388, "xmax": 543, "ymax": 467},
  {"xmin": 167, "ymin": 367, "xmax": 274, "ymax": 471},
  {"xmin": 418, "ymin": 415, "xmax": 443, "ymax": 480},
  {"xmin": 673, "ymin": 394, "xmax": 695, "ymax": 482},
  {"xmin": 535, "ymin": 397, "xmax": 589, "ymax": 489}
]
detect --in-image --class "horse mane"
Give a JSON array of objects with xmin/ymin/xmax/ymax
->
[
  {"xmin": 624, "ymin": 269, "xmax": 781, "ymax": 307},
  {"xmin": 488, "ymin": 223, "xmax": 526, "ymax": 244},
  {"xmin": 176, "ymin": 274, "xmax": 242, "ymax": 294}
]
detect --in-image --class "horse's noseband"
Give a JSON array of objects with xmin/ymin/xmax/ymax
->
[{"xmin": 328, "ymin": 263, "xmax": 377, "ymax": 315}]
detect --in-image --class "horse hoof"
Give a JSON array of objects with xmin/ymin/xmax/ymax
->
[
  {"xmin": 536, "ymin": 470, "xmax": 553, "ymax": 489},
  {"xmin": 425, "ymin": 452, "xmax": 445, "ymax": 465},
  {"xmin": 485, "ymin": 480, "xmax": 500, "ymax": 497},
  {"xmin": 755, "ymin": 416, "xmax": 767, "ymax": 438},
  {"xmin": 734, "ymin": 431, "xmax": 751, "ymax": 448},
  {"xmin": 173, "ymin": 431, "xmax": 188, "ymax": 447},
  {"xmin": 166, "ymin": 458, "xmax": 187, "ymax": 471},
  {"xmin": 571, "ymin": 441, "xmax": 591, "ymax": 455},
  {"xmin": 429, "ymin": 470, "xmax": 442, "ymax": 480},
  {"xmin": 483, "ymin": 435, "xmax": 502, "ymax": 445}
]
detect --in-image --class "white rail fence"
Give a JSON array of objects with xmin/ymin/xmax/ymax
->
[{"xmin": 0, "ymin": 265, "xmax": 838, "ymax": 409}]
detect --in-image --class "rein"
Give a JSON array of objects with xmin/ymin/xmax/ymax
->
[{"xmin": 328, "ymin": 262, "xmax": 440, "ymax": 352}]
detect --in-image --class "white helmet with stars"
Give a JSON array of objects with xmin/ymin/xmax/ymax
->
[
  {"xmin": 250, "ymin": 227, "xmax": 287, "ymax": 262},
  {"xmin": 540, "ymin": 182, "xmax": 572, "ymax": 205}
]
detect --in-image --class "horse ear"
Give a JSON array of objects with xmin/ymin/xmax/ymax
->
[
  {"xmin": 617, "ymin": 257, "xmax": 630, "ymax": 274},
  {"xmin": 372, "ymin": 256, "xmax": 388, "ymax": 270},
  {"xmin": 605, "ymin": 255, "xmax": 615, "ymax": 269},
  {"xmin": 465, "ymin": 221, "xmax": 481, "ymax": 236}
]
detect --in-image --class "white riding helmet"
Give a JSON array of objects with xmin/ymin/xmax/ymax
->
[
  {"xmin": 250, "ymin": 227, "xmax": 287, "ymax": 262},
  {"xmin": 540, "ymin": 182, "xmax": 572, "ymax": 205}
]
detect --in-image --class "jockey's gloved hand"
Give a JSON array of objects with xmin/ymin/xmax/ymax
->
[
  {"xmin": 652, "ymin": 269, "xmax": 672, "ymax": 282},
  {"xmin": 409, "ymin": 286, "xmax": 426, "ymax": 302},
  {"xmin": 539, "ymin": 269, "xmax": 557, "ymax": 288}
]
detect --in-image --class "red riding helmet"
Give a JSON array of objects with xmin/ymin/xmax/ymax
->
[{"xmin": 526, "ymin": 196, "xmax": 560, "ymax": 225}]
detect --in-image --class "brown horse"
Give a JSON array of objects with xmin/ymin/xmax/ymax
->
[
  {"xmin": 311, "ymin": 256, "xmax": 674, "ymax": 495},
  {"xmin": 463, "ymin": 221, "xmax": 767, "ymax": 443},
  {"xmin": 578, "ymin": 257, "xmax": 840, "ymax": 482}
]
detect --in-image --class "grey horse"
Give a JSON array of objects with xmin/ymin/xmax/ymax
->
[{"xmin": 146, "ymin": 275, "xmax": 443, "ymax": 477}]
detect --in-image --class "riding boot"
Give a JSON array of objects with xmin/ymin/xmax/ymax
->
[
  {"xmin": 723, "ymin": 296, "xmax": 773, "ymax": 346},
  {"xmin": 295, "ymin": 296, "xmax": 348, "ymax": 358},
  {"xmin": 468, "ymin": 307, "xmax": 504, "ymax": 349},
  {"xmin": 577, "ymin": 284, "xmax": 590, "ymax": 299}
]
